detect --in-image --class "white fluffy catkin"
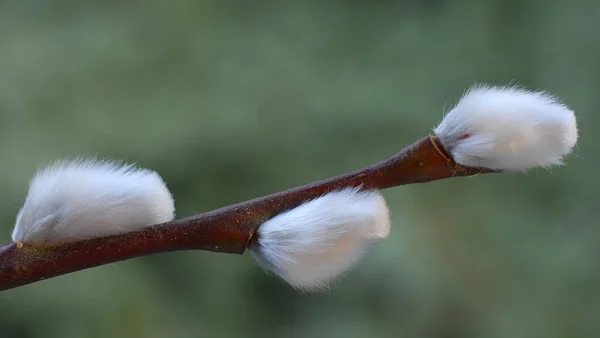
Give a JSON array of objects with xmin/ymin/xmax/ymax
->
[
  {"xmin": 11, "ymin": 159, "xmax": 175, "ymax": 244},
  {"xmin": 250, "ymin": 188, "xmax": 390, "ymax": 291},
  {"xmin": 434, "ymin": 85, "xmax": 578, "ymax": 171}
]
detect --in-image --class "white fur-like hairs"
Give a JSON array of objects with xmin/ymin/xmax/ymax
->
[
  {"xmin": 250, "ymin": 188, "xmax": 390, "ymax": 291},
  {"xmin": 11, "ymin": 159, "xmax": 175, "ymax": 244},
  {"xmin": 434, "ymin": 85, "xmax": 578, "ymax": 170}
]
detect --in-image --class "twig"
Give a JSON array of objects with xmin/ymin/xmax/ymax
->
[{"xmin": 0, "ymin": 136, "xmax": 494, "ymax": 291}]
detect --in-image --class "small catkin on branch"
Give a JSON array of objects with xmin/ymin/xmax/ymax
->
[{"xmin": 0, "ymin": 136, "xmax": 492, "ymax": 291}]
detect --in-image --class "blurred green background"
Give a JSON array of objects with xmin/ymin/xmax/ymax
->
[{"xmin": 0, "ymin": 0, "xmax": 596, "ymax": 337}]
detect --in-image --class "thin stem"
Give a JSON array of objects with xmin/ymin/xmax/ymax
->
[{"xmin": 0, "ymin": 136, "xmax": 495, "ymax": 291}]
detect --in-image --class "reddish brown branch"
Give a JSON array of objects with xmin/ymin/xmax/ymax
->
[{"xmin": 0, "ymin": 136, "xmax": 495, "ymax": 291}]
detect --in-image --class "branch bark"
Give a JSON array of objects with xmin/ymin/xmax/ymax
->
[{"xmin": 0, "ymin": 136, "xmax": 495, "ymax": 291}]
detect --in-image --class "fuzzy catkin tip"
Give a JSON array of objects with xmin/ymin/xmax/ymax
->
[
  {"xmin": 249, "ymin": 188, "xmax": 390, "ymax": 291},
  {"xmin": 11, "ymin": 159, "xmax": 175, "ymax": 244},
  {"xmin": 434, "ymin": 85, "xmax": 578, "ymax": 171}
]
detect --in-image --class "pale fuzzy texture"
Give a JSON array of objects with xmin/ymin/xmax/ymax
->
[
  {"xmin": 250, "ymin": 188, "xmax": 390, "ymax": 291},
  {"xmin": 11, "ymin": 159, "xmax": 175, "ymax": 244},
  {"xmin": 434, "ymin": 85, "xmax": 578, "ymax": 170}
]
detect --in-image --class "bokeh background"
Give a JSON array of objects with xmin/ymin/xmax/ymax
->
[{"xmin": 0, "ymin": 1, "xmax": 597, "ymax": 337}]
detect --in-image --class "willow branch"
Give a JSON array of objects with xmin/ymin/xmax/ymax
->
[{"xmin": 0, "ymin": 136, "xmax": 495, "ymax": 291}]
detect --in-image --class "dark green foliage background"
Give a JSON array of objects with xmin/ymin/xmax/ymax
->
[{"xmin": 0, "ymin": 1, "xmax": 596, "ymax": 337}]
